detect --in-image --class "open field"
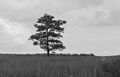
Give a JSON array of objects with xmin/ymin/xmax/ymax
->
[{"xmin": 0, "ymin": 54, "xmax": 118, "ymax": 77}]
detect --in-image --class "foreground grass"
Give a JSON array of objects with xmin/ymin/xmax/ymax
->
[{"xmin": 0, "ymin": 54, "xmax": 117, "ymax": 77}]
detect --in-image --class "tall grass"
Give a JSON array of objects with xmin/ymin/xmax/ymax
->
[{"xmin": 0, "ymin": 55, "xmax": 105, "ymax": 77}]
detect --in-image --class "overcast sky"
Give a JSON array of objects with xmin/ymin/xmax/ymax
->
[{"xmin": 0, "ymin": 0, "xmax": 120, "ymax": 56}]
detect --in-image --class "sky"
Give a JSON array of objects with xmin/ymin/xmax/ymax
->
[{"xmin": 0, "ymin": 0, "xmax": 120, "ymax": 56}]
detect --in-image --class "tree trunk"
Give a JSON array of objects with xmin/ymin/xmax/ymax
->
[
  {"xmin": 46, "ymin": 36, "xmax": 49, "ymax": 57},
  {"xmin": 46, "ymin": 26, "xmax": 49, "ymax": 57},
  {"xmin": 47, "ymin": 49, "xmax": 50, "ymax": 56}
]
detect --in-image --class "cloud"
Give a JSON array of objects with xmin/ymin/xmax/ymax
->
[
  {"xmin": 61, "ymin": 0, "xmax": 120, "ymax": 29},
  {"xmin": 0, "ymin": 17, "xmax": 36, "ymax": 53},
  {"xmin": 0, "ymin": 0, "xmax": 104, "ymax": 24},
  {"xmin": 0, "ymin": 18, "xmax": 30, "ymax": 44},
  {"xmin": 0, "ymin": 0, "xmax": 119, "ymax": 27},
  {"xmin": 0, "ymin": 0, "xmax": 36, "ymax": 10}
]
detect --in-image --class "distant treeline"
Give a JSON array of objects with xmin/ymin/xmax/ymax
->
[{"xmin": 0, "ymin": 53, "xmax": 95, "ymax": 56}]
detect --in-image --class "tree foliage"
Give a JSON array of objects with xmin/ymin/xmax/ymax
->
[{"xmin": 29, "ymin": 14, "xmax": 66, "ymax": 56}]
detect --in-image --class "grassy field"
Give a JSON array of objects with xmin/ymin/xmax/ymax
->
[{"xmin": 0, "ymin": 54, "xmax": 118, "ymax": 77}]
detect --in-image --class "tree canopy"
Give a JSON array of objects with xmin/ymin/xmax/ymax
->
[{"xmin": 29, "ymin": 14, "xmax": 66, "ymax": 56}]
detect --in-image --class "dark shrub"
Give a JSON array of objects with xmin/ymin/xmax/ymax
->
[{"xmin": 102, "ymin": 58, "xmax": 120, "ymax": 77}]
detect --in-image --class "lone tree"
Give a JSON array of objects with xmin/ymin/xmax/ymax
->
[{"xmin": 29, "ymin": 14, "xmax": 66, "ymax": 56}]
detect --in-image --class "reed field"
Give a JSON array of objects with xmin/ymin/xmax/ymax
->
[{"xmin": 0, "ymin": 54, "xmax": 116, "ymax": 77}]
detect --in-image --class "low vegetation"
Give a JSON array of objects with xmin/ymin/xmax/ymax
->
[
  {"xmin": 102, "ymin": 57, "xmax": 120, "ymax": 77},
  {"xmin": 0, "ymin": 54, "xmax": 118, "ymax": 77}
]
